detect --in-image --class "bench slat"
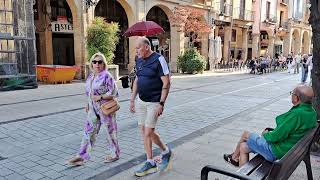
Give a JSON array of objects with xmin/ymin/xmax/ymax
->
[
  {"xmin": 248, "ymin": 161, "xmax": 273, "ymax": 179},
  {"xmin": 237, "ymin": 155, "xmax": 265, "ymax": 175}
]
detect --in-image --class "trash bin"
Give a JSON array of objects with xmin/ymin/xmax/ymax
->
[{"xmin": 119, "ymin": 76, "xmax": 129, "ymax": 88}]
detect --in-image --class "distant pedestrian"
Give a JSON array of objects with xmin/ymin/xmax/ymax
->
[
  {"xmin": 287, "ymin": 53, "xmax": 294, "ymax": 73},
  {"xmin": 301, "ymin": 54, "xmax": 309, "ymax": 83},
  {"xmin": 68, "ymin": 52, "xmax": 120, "ymax": 166},
  {"xmin": 130, "ymin": 37, "xmax": 172, "ymax": 177},
  {"xmin": 294, "ymin": 53, "xmax": 302, "ymax": 74},
  {"xmin": 307, "ymin": 54, "xmax": 313, "ymax": 85}
]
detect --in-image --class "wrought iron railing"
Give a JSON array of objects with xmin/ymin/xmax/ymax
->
[
  {"xmin": 264, "ymin": 14, "xmax": 277, "ymax": 23},
  {"xmin": 215, "ymin": 2, "xmax": 232, "ymax": 17},
  {"xmin": 233, "ymin": 7, "xmax": 254, "ymax": 21},
  {"xmin": 279, "ymin": 21, "xmax": 289, "ymax": 29}
]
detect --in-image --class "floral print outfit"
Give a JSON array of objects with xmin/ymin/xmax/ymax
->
[{"xmin": 78, "ymin": 70, "xmax": 120, "ymax": 160}]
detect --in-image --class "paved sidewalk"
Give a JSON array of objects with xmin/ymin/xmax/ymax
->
[
  {"xmin": 0, "ymin": 71, "xmax": 318, "ymax": 180},
  {"xmin": 109, "ymin": 97, "xmax": 320, "ymax": 180}
]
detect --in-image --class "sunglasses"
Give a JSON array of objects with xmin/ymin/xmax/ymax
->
[{"xmin": 92, "ymin": 60, "xmax": 103, "ymax": 64}]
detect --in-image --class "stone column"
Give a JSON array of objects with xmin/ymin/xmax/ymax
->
[
  {"xmin": 128, "ymin": 37, "xmax": 137, "ymax": 71},
  {"xmin": 137, "ymin": 0, "xmax": 146, "ymax": 21},
  {"xmin": 297, "ymin": 32, "xmax": 303, "ymax": 54},
  {"xmin": 39, "ymin": 30, "xmax": 53, "ymax": 65},
  {"xmin": 223, "ymin": 27, "xmax": 231, "ymax": 62},
  {"xmin": 268, "ymin": 36, "xmax": 275, "ymax": 57},
  {"xmin": 241, "ymin": 28, "xmax": 248, "ymax": 61},
  {"xmin": 283, "ymin": 34, "xmax": 291, "ymax": 56},
  {"xmin": 252, "ymin": 33, "xmax": 260, "ymax": 58},
  {"xmin": 170, "ymin": 26, "xmax": 184, "ymax": 72}
]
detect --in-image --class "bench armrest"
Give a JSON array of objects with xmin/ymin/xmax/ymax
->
[{"xmin": 201, "ymin": 165, "xmax": 258, "ymax": 180}]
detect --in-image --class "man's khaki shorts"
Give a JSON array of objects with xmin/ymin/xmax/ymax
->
[{"xmin": 136, "ymin": 98, "xmax": 159, "ymax": 128}]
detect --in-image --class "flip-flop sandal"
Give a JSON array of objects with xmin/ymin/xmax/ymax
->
[
  {"xmin": 68, "ymin": 157, "xmax": 85, "ymax": 166},
  {"xmin": 104, "ymin": 156, "xmax": 119, "ymax": 163},
  {"xmin": 223, "ymin": 153, "xmax": 239, "ymax": 167}
]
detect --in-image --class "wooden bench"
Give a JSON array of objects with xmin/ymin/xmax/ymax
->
[{"xmin": 201, "ymin": 121, "xmax": 320, "ymax": 180}]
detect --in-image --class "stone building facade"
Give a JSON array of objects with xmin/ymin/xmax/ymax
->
[{"xmin": 33, "ymin": 0, "xmax": 312, "ymax": 79}]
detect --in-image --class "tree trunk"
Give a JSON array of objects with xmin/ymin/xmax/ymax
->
[{"xmin": 309, "ymin": 0, "xmax": 320, "ymax": 154}]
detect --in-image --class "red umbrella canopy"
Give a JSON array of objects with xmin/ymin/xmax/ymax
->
[{"xmin": 123, "ymin": 21, "xmax": 165, "ymax": 37}]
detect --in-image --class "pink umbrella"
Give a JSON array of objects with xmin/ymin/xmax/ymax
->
[{"xmin": 123, "ymin": 21, "xmax": 165, "ymax": 37}]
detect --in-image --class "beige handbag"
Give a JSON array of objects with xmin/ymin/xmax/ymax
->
[
  {"xmin": 90, "ymin": 74, "xmax": 120, "ymax": 116},
  {"xmin": 100, "ymin": 99, "xmax": 120, "ymax": 116}
]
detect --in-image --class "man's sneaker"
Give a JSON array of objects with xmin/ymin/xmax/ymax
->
[
  {"xmin": 158, "ymin": 149, "xmax": 173, "ymax": 172},
  {"xmin": 134, "ymin": 161, "xmax": 157, "ymax": 177}
]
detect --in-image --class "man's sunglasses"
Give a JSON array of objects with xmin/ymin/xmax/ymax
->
[{"xmin": 92, "ymin": 60, "xmax": 103, "ymax": 64}]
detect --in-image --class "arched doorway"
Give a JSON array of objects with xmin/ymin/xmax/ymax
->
[
  {"xmin": 146, "ymin": 6, "xmax": 171, "ymax": 62},
  {"xmin": 95, "ymin": 0, "xmax": 129, "ymax": 72},
  {"xmin": 50, "ymin": 0, "xmax": 75, "ymax": 65},
  {"xmin": 302, "ymin": 31, "xmax": 310, "ymax": 54},
  {"xmin": 291, "ymin": 29, "xmax": 300, "ymax": 54}
]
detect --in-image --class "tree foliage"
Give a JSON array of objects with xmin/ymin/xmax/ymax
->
[
  {"xmin": 171, "ymin": 6, "xmax": 212, "ymax": 47},
  {"xmin": 86, "ymin": 17, "xmax": 120, "ymax": 64}
]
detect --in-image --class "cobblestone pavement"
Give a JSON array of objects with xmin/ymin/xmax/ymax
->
[{"xmin": 0, "ymin": 71, "xmax": 318, "ymax": 180}]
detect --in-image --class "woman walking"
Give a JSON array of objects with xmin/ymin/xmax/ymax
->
[{"xmin": 69, "ymin": 52, "xmax": 120, "ymax": 166}]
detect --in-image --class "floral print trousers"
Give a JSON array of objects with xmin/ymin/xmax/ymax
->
[{"xmin": 78, "ymin": 102, "xmax": 120, "ymax": 160}]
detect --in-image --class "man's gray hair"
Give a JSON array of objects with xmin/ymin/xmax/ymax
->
[{"xmin": 138, "ymin": 37, "xmax": 151, "ymax": 47}]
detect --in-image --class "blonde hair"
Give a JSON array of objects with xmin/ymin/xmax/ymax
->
[{"xmin": 89, "ymin": 52, "xmax": 108, "ymax": 72}]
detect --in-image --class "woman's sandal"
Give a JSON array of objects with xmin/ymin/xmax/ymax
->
[
  {"xmin": 104, "ymin": 155, "xmax": 119, "ymax": 163},
  {"xmin": 223, "ymin": 153, "xmax": 239, "ymax": 167},
  {"xmin": 68, "ymin": 156, "xmax": 85, "ymax": 166}
]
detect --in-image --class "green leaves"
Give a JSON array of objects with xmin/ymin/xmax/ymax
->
[
  {"xmin": 86, "ymin": 17, "xmax": 120, "ymax": 64},
  {"xmin": 177, "ymin": 48, "xmax": 206, "ymax": 74}
]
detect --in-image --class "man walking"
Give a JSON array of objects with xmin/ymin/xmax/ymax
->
[{"xmin": 130, "ymin": 37, "xmax": 172, "ymax": 177}]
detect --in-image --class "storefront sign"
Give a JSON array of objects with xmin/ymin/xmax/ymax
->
[{"xmin": 51, "ymin": 21, "xmax": 73, "ymax": 33}]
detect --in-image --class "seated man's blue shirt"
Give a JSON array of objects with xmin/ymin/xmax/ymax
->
[{"xmin": 136, "ymin": 52, "xmax": 169, "ymax": 102}]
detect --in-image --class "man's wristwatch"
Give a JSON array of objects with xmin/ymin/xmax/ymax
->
[{"xmin": 159, "ymin": 101, "xmax": 165, "ymax": 107}]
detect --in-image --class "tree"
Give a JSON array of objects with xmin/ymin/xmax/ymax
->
[
  {"xmin": 86, "ymin": 17, "xmax": 120, "ymax": 64},
  {"xmin": 171, "ymin": 6, "xmax": 212, "ymax": 48},
  {"xmin": 309, "ymin": 0, "xmax": 320, "ymax": 153}
]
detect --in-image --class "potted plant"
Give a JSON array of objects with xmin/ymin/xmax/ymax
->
[{"xmin": 86, "ymin": 17, "xmax": 120, "ymax": 79}]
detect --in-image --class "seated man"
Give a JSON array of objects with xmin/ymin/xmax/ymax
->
[{"xmin": 224, "ymin": 85, "xmax": 317, "ymax": 167}]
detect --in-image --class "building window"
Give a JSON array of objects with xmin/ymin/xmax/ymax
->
[
  {"xmin": 280, "ymin": 11, "xmax": 284, "ymax": 26},
  {"xmin": 50, "ymin": 0, "xmax": 72, "ymax": 22},
  {"xmin": 232, "ymin": 29, "xmax": 236, "ymax": 42},
  {"xmin": 266, "ymin": 1, "xmax": 271, "ymax": 19}
]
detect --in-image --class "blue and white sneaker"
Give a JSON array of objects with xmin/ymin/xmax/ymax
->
[
  {"xmin": 134, "ymin": 161, "xmax": 158, "ymax": 177},
  {"xmin": 158, "ymin": 149, "xmax": 173, "ymax": 172}
]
